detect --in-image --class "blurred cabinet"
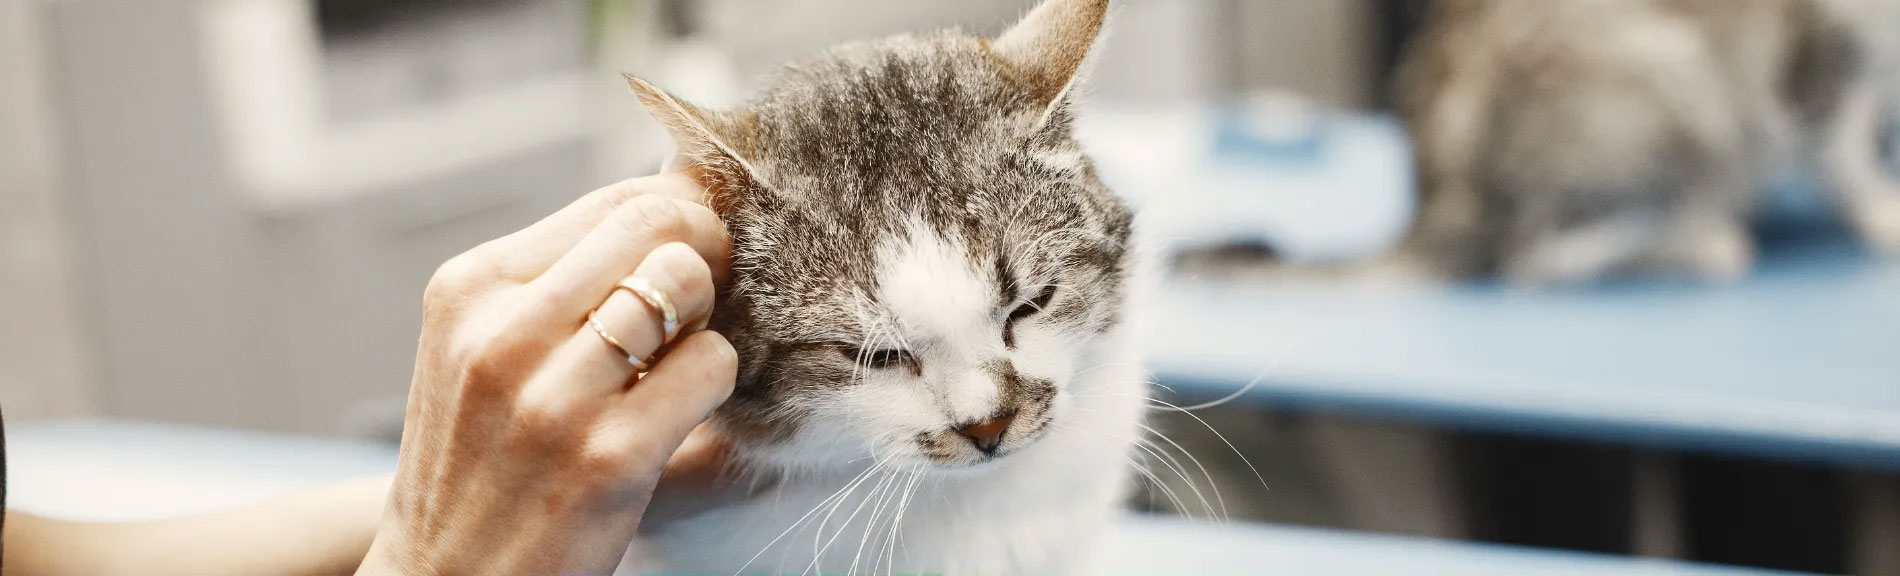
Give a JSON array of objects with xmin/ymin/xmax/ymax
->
[{"xmin": 34, "ymin": 0, "xmax": 664, "ymax": 435}]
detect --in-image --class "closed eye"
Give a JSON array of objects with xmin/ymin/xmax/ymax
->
[
  {"xmin": 1003, "ymin": 285, "xmax": 1057, "ymax": 348},
  {"xmin": 838, "ymin": 344, "xmax": 919, "ymax": 373}
]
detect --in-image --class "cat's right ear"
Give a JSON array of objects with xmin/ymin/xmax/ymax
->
[
  {"xmin": 625, "ymin": 74, "xmax": 764, "ymax": 209},
  {"xmin": 992, "ymin": 0, "xmax": 1109, "ymax": 117}
]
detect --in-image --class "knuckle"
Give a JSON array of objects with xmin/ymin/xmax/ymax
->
[
  {"xmin": 593, "ymin": 178, "xmax": 641, "ymax": 206},
  {"xmin": 424, "ymin": 252, "xmax": 495, "ymax": 311},
  {"xmin": 517, "ymin": 283, "xmax": 575, "ymax": 323},
  {"xmin": 564, "ymin": 425, "xmax": 660, "ymax": 492},
  {"xmin": 607, "ymin": 430, "xmax": 671, "ymax": 475},
  {"xmin": 511, "ymin": 403, "xmax": 562, "ymax": 436},
  {"xmin": 575, "ymin": 441, "xmax": 635, "ymax": 480},
  {"xmin": 614, "ymin": 195, "xmax": 689, "ymax": 241}
]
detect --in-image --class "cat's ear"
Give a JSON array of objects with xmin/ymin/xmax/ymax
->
[
  {"xmin": 992, "ymin": 0, "xmax": 1108, "ymax": 113},
  {"xmin": 625, "ymin": 74, "xmax": 764, "ymax": 208}
]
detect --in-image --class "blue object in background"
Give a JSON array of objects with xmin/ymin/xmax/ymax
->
[
  {"xmin": 1086, "ymin": 95, "xmax": 1417, "ymax": 266},
  {"xmin": 1212, "ymin": 99, "xmax": 1330, "ymax": 165}
]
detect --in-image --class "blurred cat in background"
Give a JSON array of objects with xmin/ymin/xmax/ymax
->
[
  {"xmin": 617, "ymin": 0, "xmax": 1148, "ymax": 574},
  {"xmin": 1395, "ymin": 0, "xmax": 1900, "ymax": 284}
]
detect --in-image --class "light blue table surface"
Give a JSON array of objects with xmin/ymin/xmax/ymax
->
[
  {"xmin": 1143, "ymin": 238, "xmax": 1900, "ymax": 469},
  {"xmin": 9, "ymin": 419, "xmax": 1783, "ymax": 574}
]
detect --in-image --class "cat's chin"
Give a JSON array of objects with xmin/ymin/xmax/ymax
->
[
  {"xmin": 927, "ymin": 452, "xmax": 1024, "ymax": 474},
  {"xmin": 734, "ymin": 447, "xmax": 1026, "ymax": 479},
  {"xmin": 726, "ymin": 419, "xmax": 1060, "ymax": 477}
]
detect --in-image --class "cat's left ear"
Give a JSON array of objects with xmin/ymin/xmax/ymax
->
[
  {"xmin": 626, "ymin": 74, "xmax": 764, "ymax": 211},
  {"xmin": 991, "ymin": 0, "xmax": 1109, "ymax": 119}
]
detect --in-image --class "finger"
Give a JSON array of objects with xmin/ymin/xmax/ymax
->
[
  {"xmin": 584, "ymin": 242, "xmax": 717, "ymax": 375},
  {"xmin": 613, "ymin": 331, "xmax": 738, "ymax": 451},
  {"xmin": 527, "ymin": 195, "xmax": 730, "ymax": 323},
  {"xmin": 641, "ymin": 425, "xmax": 776, "ymax": 529},
  {"xmin": 657, "ymin": 424, "xmax": 736, "ymax": 494},
  {"xmin": 474, "ymin": 172, "xmax": 711, "ymax": 280},
  {"xmin": 522, "ymin": 244, "xmax": 718, "ymax": 408}
]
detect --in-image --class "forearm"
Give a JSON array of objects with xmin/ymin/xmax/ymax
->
[{"xmin": 4, "ymin": 475, "xmax": 390, "ymax": 575}]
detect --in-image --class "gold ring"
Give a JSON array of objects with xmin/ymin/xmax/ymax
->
[
  {"xmin": 584, "ymin": 275, "xmax": 680, "ymax": 370},
  {"xmin": 588, "ymin": 309, "xmax": 655, "ymax": 370},
  {"xmin": 616, "ymin": 276, "xmax": 680, "ymax": 346}
]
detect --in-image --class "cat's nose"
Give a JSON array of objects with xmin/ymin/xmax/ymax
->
[{"xmin": 956, "ymin": 413, "xmax": 1017, "ymax": 455}]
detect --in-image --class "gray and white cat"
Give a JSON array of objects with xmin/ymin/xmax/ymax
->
[
  {"xmin": 618, "ymin": 0, "xmax": 1148, "ymax": 573},
  {"xmin": 1394, "ymin": 0, "xmax": 1900, "ymax": 284}
]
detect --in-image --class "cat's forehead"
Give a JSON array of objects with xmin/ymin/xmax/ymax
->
[
  {"xmin": 734, "ymin": 179, "xmax": 1113, "ymax": 285},
  {"xmin": 730, "ymin": 32, "xmax": 1113, "ymax": 246},
  {"xmin": 742, "ymin": 32, "xmax": 1043, "ymax": 187}
]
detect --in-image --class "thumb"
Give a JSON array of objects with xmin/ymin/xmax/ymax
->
[
  {"xmin": 657, "ymin": 423, "xmax": 737, "ymax": 493},
  {"xmin": 639, "ymin": 425, "xmax": 775, "ymax": 531}
]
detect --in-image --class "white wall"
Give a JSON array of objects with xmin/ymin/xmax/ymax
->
[{"xmin": 0, "ymin": 0, "xmax": 100, "ymax": 420}]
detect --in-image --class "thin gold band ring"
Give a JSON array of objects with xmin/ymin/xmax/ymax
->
[{"xmin": 586, "ymin": 276, "xmax": 681, "ymax": 370}]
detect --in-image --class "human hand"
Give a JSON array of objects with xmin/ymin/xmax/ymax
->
[{"xmin": 358, "ymin": 172, "xmax": 737, "ymax": 575}]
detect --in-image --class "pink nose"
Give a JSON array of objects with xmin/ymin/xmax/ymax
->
[{"xmin": 956, "ymin": 413, "xmax": 1017, "ymax": 454}]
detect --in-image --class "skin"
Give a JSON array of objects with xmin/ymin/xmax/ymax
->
[{"xmin": 2, "ymin": 171, "xmax": 748, "ymax": 575}]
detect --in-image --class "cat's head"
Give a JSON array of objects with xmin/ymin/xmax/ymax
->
[{"xmin": 631, "ymin": 0, "xmax": 1130, "ymax": 472}]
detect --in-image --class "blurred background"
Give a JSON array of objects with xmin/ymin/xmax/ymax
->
[{"xmin": 2, "ymin": 0, "xmax": 1897, "ymax": 573}]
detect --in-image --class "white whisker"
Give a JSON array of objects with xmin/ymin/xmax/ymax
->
[
  {"xmin": 1145, "ymin": 396, "xmax": 1270, "ymax": 493},
  {"xmin": 850, "ymin": 463, "xmax": 908, "ymax": 576},
  {"xmin": 805, "ymin": 466, "xmax": 897, "ymax": 576},
  {"xmin": 1112, "ymin": 428, "xmax": 1219, "ymax": 520},
  {"xmin": 881, "ymin": 466, "xmax": 925, "ymax": 576},
  {"xmin": 1135, "ymin": 422, "xmax": 1229, "ymax": 522},
  {"xmin": 1051, "ymin": 421, "xmax": 1197, "ymax": 521},
  {"xmin": 734, "ymin": 462, "xmax": 881, "ymax": 576},
  {"xmin": 1169, "ymin": 373, "xmax": 1268, "ymax": 412}
]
